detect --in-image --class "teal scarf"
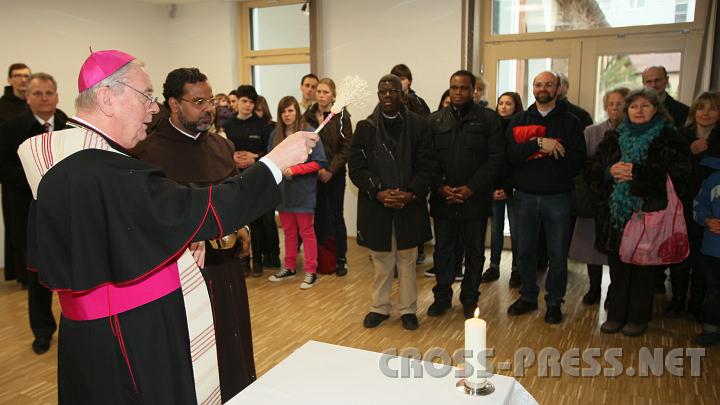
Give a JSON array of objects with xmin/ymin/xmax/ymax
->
[{"xmin": 609, "ymin": 116, "xmax": 669, "ymax": 228}]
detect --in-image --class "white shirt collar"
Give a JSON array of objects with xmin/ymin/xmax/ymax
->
[
  {"xmin": 69, "ymin": 116, "xmax": 127, "ymax": 156},
  {"xmin": 168, "ymin": 118, "xmax": 201, "ymax": 140},
  {"xmin": 34, "ymin": 114, "xmax": 55, "ymax": 129}
]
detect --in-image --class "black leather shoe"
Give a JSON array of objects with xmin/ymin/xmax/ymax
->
[
  {"xmin": 462, "ymin": 302, "xmax": 478, "ymax": 319},
  {"xmin": 621, "ymin": 322, "xmax": 647, "ymax": 337},
  {"xmin": 600, "ymin": 320, "xmax": 624, "ymax": 334},
  {"xmin": 363, "ymin": 312, "xmax": 389, "ymax": 328},
  {"xmin": 335, "ymin": 260, "xmax": 348, "ymax": 277},
  {"xmin": 507, "ymin": 298, "xmax": 538, "ymax": 316},
  {"xmin": 544, "ymin": 305, "xmax": 562, "ymax": 324},
  {"xmin": 508, "ymin": 272, "xmax": 521, "ymax": 289},
  {"xmin": 401, "ymin": 314, "xmax": 419, "ymax": 330},
  {"xmin": 481, "ymin": 267, "xmax": 500, "ymax": 283},
  {"xmin": 426, "ymin": 300, "xmax": 451, "ymax": 317},
  {"xmin": 32, "ymin": 336, "xmax": 51, "ymax": 354}
]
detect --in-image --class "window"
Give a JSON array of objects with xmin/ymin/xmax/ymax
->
[
  {"xmin": 594, "ymin": 52, "xmax": 681, "ymax": 120},
  {"xmin": 239, "ymin": 0, "xmax": 312, "ymax": 112},
  {"xmin": 492, "ymin": 0, "xmax": 697, "ymax": 35},
  {"xmin": 497, "ymin": 57, "xmax": 569, "ymax": 107}
]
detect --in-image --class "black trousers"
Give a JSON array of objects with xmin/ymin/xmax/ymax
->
[
  {"xmin": 702, "ymin": 254, "xmax": 720, "ymax": 332},
  {"xmin": 250, "ymin": 210, "xmax": 279, "ymax": 262},
  {"xmin": 607, "ymin": 252, "xmax": 657, "ymax": 324},
  {"xmin": 28, "ymin": 270, "xmax": 56, "ymax": 339},
  {"xmin": 669, "ymin": 234, "xmax": 706, "ymax": 305},
  {"xmin": 315, "ymin": 171, "xmax": 348, "ymax": 260},
  {"xmin": 432, "ymin": 217, "xmax": 487, "ymax": 304}
]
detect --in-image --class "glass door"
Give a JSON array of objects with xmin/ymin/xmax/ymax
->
[
  {"xmin": 484, "ymin": 39, "xmax": 582, "ymax": 110},
  {"xmin": 578, "ymin": 32, "xmax": 703, "ymax": 121}
]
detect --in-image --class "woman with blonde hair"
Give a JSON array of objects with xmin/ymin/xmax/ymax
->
[
  {"xmin": 303, "ymin": 78, "xmax": 353, "ymax": 275},
  {"xmin": 666, "ymin": 91, "xmax": 720, "ymax": 319}
]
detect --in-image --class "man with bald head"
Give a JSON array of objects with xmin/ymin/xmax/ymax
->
[
  {"xmin": 17, "ymin": 50, "xmax": 317, "ymax": 404},
  {"xmin": 642, "ymin": 65, "xmax": 689, "ymax": 130},
  {"xmin": 505, "ymin": 71, "xmax": 586, "ymax": 324}
]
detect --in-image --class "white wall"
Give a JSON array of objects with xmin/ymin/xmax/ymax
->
[
  {"xmin": 0, "ymin": 0, "xmax": 170, "ymax": 114},
  {"xmin": 0, "ymin": 0, "xmax": 462, "ymax": 263},
  {"xmin": 0, "ymin": 0, "xmax": 239, "ymax": 114},
  {"xmin": 316, "ymin": 0, "xmax": 463, "ymax": 237},
  {"xmin": 165, "ymin": 1, "xmax": 239, "ymax": 96},
  {"xmin": 0, "ymin": 0, "xmax": 239, "ymax": 264}
]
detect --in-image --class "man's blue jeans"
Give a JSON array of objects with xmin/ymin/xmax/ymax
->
[{"xmin": 513, "ymin": 190, "xmax": 571, "ymax": 306}]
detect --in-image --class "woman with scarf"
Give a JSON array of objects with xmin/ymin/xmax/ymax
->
[{"xmin": 589, "ymin": 88, "xmax": 691, "ymax": 337}]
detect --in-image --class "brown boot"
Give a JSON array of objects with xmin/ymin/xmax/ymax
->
[
  {"xmin": 582, "ymin": 264, "xmax": 603, "ymax": 305},
  {"xmin": 621, "ymin": 322, "xmax": 648, "ymax": 337},
  {"xmin": 600, "ymin": 320, "xmax": 624, "ymax": 334}
]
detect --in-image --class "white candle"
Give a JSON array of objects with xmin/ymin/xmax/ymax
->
[{"xmin": 464, "ymin": 308, "xmax": 486, "ymax": 384}]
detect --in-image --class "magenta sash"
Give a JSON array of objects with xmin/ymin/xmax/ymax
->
[{"xmin": 58, "ymin": 262, "xmax": 181, "ymax": 321}]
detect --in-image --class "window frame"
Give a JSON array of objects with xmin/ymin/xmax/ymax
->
[
  {"xmin": 482, "ymin": 0, "xmax": 710, "ymax": 43},
  {"xmin": 238, "ymin": 0, "xmax": 313, "ymax": 85}
]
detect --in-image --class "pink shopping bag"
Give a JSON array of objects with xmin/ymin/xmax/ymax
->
[{"xmin": 619, "ymin": 175, "xmax": 690, "ymax": 266}]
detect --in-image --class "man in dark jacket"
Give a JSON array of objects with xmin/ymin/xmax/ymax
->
[
  {"xmin": 0, "ymin": 63, "xmax": 31, "ymax": 283},
  {"xmin": 427, "ymin": 70, "xmax": 505, "ymax": 319},
  {"xmin": 223, "ymin": 85, "xmax": 280, "ymax": 276},
  {"xmin": 557, "ymin": 73, "xmax": 593, "ymax": 130},
  {"xmin": 0, "ymin": 63, "xmax": 30, "ymax": 124},
  {"xmin": 643, "ymin": 65, "xmax": 689, "ymax": 131},
  {"xmin": 506, "ymin": 71, "xmax": 586, "ymax": 324},
  {"xmin": 0, "ymin": 72, "xmax": 66, "ymax": 354},
  {"xmin": 642, "ymin": 65, "xmax": 691, "ymax": 295},
  {"xmin": 349, "ymin": 74, "xmax": 435, "ymax": 330}
]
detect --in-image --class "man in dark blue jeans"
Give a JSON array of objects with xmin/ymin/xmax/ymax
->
[
  {"xmin": 505, "ymin": 71, "xmax": 586, "ymax": 324},
  {"xmin": 427, "ymin": 70, "xmax": 504, "ymax": 319}
]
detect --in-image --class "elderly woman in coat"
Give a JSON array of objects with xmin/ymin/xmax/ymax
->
[
  {"xmin": 589, "ymin": 88, "xmax": 691, "ymax": 337},
  {"xmin": 570, "ymin": 87, "xmax": 628, "ymax": 306}
]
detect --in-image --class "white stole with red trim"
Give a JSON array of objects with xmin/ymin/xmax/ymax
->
[{"xmin": 18, "ymin": 124, "xmax": 222, "ymax": 404}]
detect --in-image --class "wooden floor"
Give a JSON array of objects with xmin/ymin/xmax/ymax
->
[{"xmin": 0, "ymin": 240, "xmax": 717, "ymax": 404}]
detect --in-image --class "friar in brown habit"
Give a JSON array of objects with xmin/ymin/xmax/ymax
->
[{"xmin": 133, "ymin": 67, "xmax": 255, "ymax": 402}]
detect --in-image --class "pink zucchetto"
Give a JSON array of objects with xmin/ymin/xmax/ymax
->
[{"xmin": 77, "ymin": 50, "xmax": 136, "ymax": 92}]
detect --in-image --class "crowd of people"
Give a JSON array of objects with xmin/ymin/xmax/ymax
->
[{"xmin": 0, "ymin": 54, "xmax": 719, "ymax": 402}]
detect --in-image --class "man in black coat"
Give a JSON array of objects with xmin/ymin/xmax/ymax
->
[
  {"xmin": 505, "ymin": 71, "xmax": 586, "ymax": 324},
  {"xmin": 643, "ymin": 65, "xmax": 689, "ymax": 131},
  {"xmin": 223, "ymin": 85, "xmax": 279, "ymax": 276},
  {"xmin": 349, "ymin": 74, "xmax": 435, "ymax": 330},
  {"xmin": 0, "ymin": 63, "xmax": 31, "ymax": 283},
  {"xmin": 557, "ymin": 73, "xmax": 593, "ymax": 130},
  {"xmin": 0, "ymin": 72, "xmax": 66, "ymax": 354},
  {"xmin": 426, "ymin": 70, "xmax": 505, "ymax": 319},
  {"xmin": 642, "ymin": 65, "xmax": 691, "ymax": 295}
]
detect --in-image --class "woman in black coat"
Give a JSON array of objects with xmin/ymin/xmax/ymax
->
[
  {"xmin": 665, "ymin": 92, "xmax": 720, "ymax": 319},
  {"xmin": 589, "ymin": 88, "xmax": 691, "ymax": 337}
]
